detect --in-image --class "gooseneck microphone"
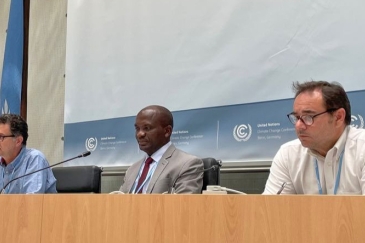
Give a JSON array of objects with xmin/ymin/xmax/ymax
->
[
  {"xmin": 169, "ymin": 164, "xmax": 220, "ymax": 194},
  {"xmin": 0, "ymin": 151, "xmax": 91, "ymax": 194}
]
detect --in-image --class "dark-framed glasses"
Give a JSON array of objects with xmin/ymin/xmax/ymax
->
[
  {"xmin": 0, "ymin": 135, "xmax": 15, "ymax": 142},
  {"xmin": 287, "ymin": 108, "xmax": 339, "ymax": 126}
]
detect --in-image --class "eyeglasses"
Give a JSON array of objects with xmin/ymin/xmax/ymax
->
[
  {"xmin": 287, "ymin": 108, "xmax": 338, "ymax": 126},
  {"xmin": 0, "ymin": 135, "xmax": 15, "ymax": 142}
]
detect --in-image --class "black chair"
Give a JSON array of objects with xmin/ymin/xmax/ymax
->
[
  {"xmin": 201, "ymin": 157, "xmax": 221, "ymax": 192},
  {"xmin": 52, "ymin": 165, "xmax": 103, "ymax": 193}
]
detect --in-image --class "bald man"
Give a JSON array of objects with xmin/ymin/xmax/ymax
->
[{"xmin": 120, "ymin": 105, "xmax": 204, "ymax": 194}]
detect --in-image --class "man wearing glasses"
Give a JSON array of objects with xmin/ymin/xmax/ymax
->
[
  {"xmin": 264, "ymin": 81, "xmax": 365, "ymax": 195},
  {"xmin": 0, "ymin": 114, "xmax": 57, "ymax": 194}
]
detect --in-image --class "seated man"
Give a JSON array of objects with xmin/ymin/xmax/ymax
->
[
  {"xmin": 264, "ymin": 81, "xmax": 365, "ymax": 195},
  {"xmin": 120, "ymin": 105, "xmax": 203, "ymax": 194},
  {"xmin": 0, "ymin": 114, "xmax": 57, "ymax": 193}
]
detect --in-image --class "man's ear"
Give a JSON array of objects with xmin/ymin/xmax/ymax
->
[
  {"xmin": 15, "ymin": 136, "xmax": 23, "ymax": 147},
  {"xmin": 165, "ymin": 125, "xmax": 173, "ymax": 138},
  {"xmin": 335, "ymin": 108, "xmax": 346, "ymax": 125}
]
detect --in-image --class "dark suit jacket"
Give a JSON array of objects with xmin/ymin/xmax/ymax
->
[{"xmin": 120, "ymin": 144, "xmax": 203, "ymax": 193}]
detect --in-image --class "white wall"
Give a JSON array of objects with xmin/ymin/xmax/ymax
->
[{"xmin": 26, "ymin": 0, "xmax": 67, "ymax": 165}]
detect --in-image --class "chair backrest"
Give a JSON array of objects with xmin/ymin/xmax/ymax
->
[
  {"xmin": 202, "ymin": 157, "xmax": 221, "ymax": 192},
  {"xmin": 52, "ymin": 165, "xmax": 103, "ymax": 193}
]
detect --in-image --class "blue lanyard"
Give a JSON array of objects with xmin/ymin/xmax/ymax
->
[
  {"xmin": 314, "ymin": 150, "xmax": 344, "ymax": 195},
  {"xmin": 131, "ymin": 160, "xmax": 157, "ymax": 194}
]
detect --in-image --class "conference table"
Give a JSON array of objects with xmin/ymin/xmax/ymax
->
[{"xmin": 1, "ymin": 194, "xmax": 364, "ymax": 243}]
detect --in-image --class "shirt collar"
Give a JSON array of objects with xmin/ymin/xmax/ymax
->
[
  {"xmin": 0, "ymin": 146, "xmax": 26, "ymax": 170},
  {"xmin": 0, "ymin": 158, "xmax": 6, "ymax": 166},
  {"xmin": 332, "ymin": 126, "xmax": 349, "ymax": 155},
  {"xmin": 308, "ymin": 126, "xmax": 349, "ymax": 160},
  {"xmin": 148, "ymin": 141, "xmax": 172, "ymax": 163}
]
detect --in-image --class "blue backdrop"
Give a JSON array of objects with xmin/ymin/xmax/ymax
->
[{"xmin": 64, "ymin": 90, "xmax": 365, "ymax": 166}]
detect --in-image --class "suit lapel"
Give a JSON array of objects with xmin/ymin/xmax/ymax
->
[
  {"xmin": 127, "ymin": 159, "xmax": 144, "ymax": 193},
  {"xmin": 146, "ymin": 144, "xmax": 175, "ymax": 193}
]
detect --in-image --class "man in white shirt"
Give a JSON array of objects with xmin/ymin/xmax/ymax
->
[{"xmin": 264, "ymin": 81, "xmax": 365, "ymax": 195}]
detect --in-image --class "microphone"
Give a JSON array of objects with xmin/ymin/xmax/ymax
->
[
  {"xmin": 169, "ymin": 164, "xmax": 220, "ymax": 194},
  {"xmin": 0, "ymin": 151, "xmax": 91, "ymax": 194}
]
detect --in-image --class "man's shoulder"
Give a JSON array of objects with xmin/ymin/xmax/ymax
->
[
  {"xmin": 347, "ymin": 127, "xmax": 365, "ymax": 141},
  {"xmin": 170, "ymin": 146, "xmax": 200, "ymax": 161},
  {"xmin": 129, "ymin": 158, "xmax": 143, "ymax": 168},
  {"xmin": 277, "ymin": 138, "xmax": 309, "ymax": 155},
  {"xmin": 280, "ymin": 138, "xmax": 302, "ymax": 149},
  {"xmin": 23, "ymin": 148, "xmax": 46, "ymax": 157},
  {"xmin": 22, "ymin": 148, "xmax": 47, "ymax": 163}
]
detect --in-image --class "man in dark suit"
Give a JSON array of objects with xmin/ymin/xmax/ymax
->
[{"xmin": 120, "ymin": 105, "xmax": 203, "ymax": 194}]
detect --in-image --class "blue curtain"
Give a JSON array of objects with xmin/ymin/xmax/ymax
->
[{"xmin": 0, "ymin": 0, "xmax": 24, "ymax": 114}]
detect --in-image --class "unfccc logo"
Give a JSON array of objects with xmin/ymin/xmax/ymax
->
[
  {"xmin": 85, "ymin": 137, "xmax": 98, "ymax": 151},
  {"xmin": 351, "ymin": 114, "xmax": 364, "ymax": 129},
  {"xmin": 233, "ymin": 124, "xmax": 252, "ymax": 142}
]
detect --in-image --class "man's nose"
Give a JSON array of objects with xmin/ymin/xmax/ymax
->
[
  {"xmin": 136, "ymin": 130, "xmax": 145, "ymax": 138},
  {"xmin": 295, "ymin": 118, "xmax": 307, "ymax": 130}
]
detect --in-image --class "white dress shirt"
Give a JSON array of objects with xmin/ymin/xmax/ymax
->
[{"xmin": 264, "ymin": 126, "xmax": 365, "ymax": 195}]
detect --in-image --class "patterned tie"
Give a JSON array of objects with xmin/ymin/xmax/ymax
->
[{"xmin": 136, "ymin": 157, "xmax": 154, "ymax": 193}]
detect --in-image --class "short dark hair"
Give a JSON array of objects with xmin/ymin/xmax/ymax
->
[
  {"xmin": 292, "ymin": 81, "xmax": 351, "ymax": 125},
  {"xmin": 0, "ymin": 114, "xmax": 28, "ymax": 145},
  {"xmin": 141, "ymin": 105, "xmax": 174, "ymax": 128}
]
